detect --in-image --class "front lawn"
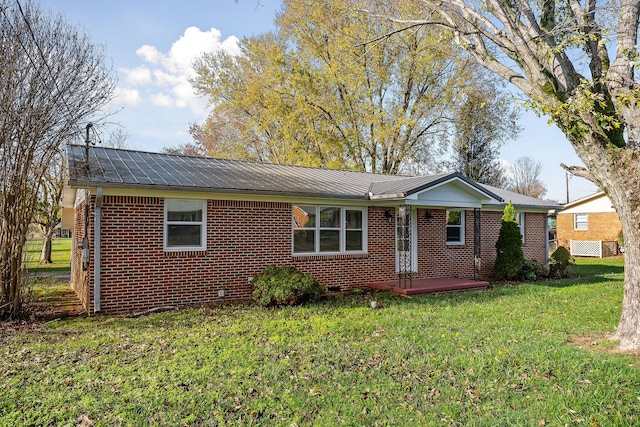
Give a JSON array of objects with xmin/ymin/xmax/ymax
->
[{"xmin": 1, "ymin": 257, "xmax": 636, "ymax": 426}]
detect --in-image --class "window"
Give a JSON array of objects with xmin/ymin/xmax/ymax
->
[
  {"xmin": 446, "ymin": 210, "xmax": 465, "ymax": 244},
  {"xmin": 164, "ymin": 199, "xmax": 206, "ymax": 251},
  {"xmin": 516, "ymin": 212, "xmax": 525, "ymax": 243},
  {"xmin": 574, "ymin": 213, "xmax": 588, "ymax": 230},
  {"xmin": 293, "ymin": 205, "xmax": 366, "ymax": 254}
]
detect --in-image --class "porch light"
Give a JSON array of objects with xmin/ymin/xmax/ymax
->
[{"xmin": 384, "ymin": 210, "xmax": 393, "ymax": 223}]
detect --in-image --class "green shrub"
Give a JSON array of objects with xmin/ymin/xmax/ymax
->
[
  {"xmin": 549, "ymin": 246, "xmax": 575, "ymax": 278},
  {"xmin": 494, "ymin": 202, "xmax": 524, "ymax": 280},
  {"xmin": 252, "ymin": 266, "xmax": 324, "ymax": 307},
  {"xmin": 517, "ymin": 259, "xmax": 548, "ymax": 281}
]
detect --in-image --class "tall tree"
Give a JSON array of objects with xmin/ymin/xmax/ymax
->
[
  {"xmin": 375, "ymin": 0, "xmax": 640, "ymax": 349},
  {"xmin": 192, "ymin": 0, "xmax": 504, "ymax": 174},
  {"xmin": 507, "ymin": 156, "xmax": 548, "ymax": 198},
  {"xmin": 448, "ymin": 76, "xmax": 520, "ymax": 186},
  {"xmin": 0, "ymin": 0, "xmax": 115, "ymax": 317}
]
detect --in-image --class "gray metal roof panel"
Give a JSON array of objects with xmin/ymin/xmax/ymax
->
[
  {"xmin": 65, "ymin": 145, "xmax": 561, "ymax": 209},
  {"xmin": 479, "ymin": 184, "xmax": 561, "ymax": 210}
]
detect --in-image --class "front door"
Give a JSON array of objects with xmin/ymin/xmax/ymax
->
[{"xmin": 396, "ymin": 205, "xmax": 417, "ymax": 273}]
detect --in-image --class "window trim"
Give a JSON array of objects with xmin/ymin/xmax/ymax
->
[
  {"xmin": 574, "ymin": 213, "xmax": 588, "ymax": 231},
  {"xmin": 292, "ymin": 205, "xmax": 367, "ymax": 255},
  {"xmin": 164, "ymin": 199, "xmax": 207, "ymax": 251},
  {"xmin": 446, "ymin": 210, "xmax": 465, "ymax": 245}
]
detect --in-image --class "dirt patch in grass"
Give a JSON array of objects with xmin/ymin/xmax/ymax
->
[
  {"xmin": 570, "ymin": 333, "xmax": 640, "ymax": 357},
  {"xmin": 1, "ymin": 277, "xmax": 85, "ymax": 329}
]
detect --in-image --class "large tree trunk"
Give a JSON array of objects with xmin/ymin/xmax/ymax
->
[
  {"xmin": 563, "ymin": 132, "xmax": 640, "ymax": 351},
  {"xmin": 602, "ymin": 162, "xmax": 640, "ymax": 351}
]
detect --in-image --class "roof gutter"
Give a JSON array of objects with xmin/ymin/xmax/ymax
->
[{"xmin": 94, "ymin": 187, "xmax": 103, "ymax": 313}]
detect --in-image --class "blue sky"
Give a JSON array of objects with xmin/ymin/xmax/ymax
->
[{"xmin": 47, "ymin": 0, "xmax": 596, "ymax": 203}]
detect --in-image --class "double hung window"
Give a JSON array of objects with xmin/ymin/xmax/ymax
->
[
  {"xmin": 446, "ymin": 210, "xmax": 465, "ymax": 244},
  {"xmin": 164, "ymin": 199, "xmax": 206, "ymax": 251},
  {"xmin": 516, "ymin": 212, "xmax": 525, "ymax": 243},
  {"xmin": 293, "ymin": 205, "xmax": 365, "ymax": 254},
  {"xmin": 574, "ymin": 213, "xmax": 588, "ymax": 230}
]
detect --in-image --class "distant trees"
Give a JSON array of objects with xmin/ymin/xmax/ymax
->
[
  {"xmin": 0, "ymin": 0, "xmax": 115, "ymax": 318},
  {"xmin": 507, "ymin": 157, "xmax": 548, "ymax": 198},
  {"xmin": 447, "ymin": 76, "xmax": 520, "ymax": 187},
  {"xmin": 190, "ymin": 0, "xmax": 517, "ymax": 174},
  {"xmin": 32, "ymin": 150, "xmax": 65, "ymax": 265}
]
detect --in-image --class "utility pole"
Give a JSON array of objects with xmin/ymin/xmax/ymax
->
[{"xmin": 565, "ymin": 172, "xmax": 570, "ymax": 204}]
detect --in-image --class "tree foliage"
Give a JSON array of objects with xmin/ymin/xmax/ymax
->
[
  {"xmin": 373, "ymin": 0, "xmax": 640, "ymax": 349},
  {"xmin": 191, "ymin": 0, "xmax": 513, "ymax": 174},
  {"xmin": 447, "ymin": 75, "xmax": 520, "ymax": 186},
  {"xmin": 0, "ymin": 0, "xmax": 115, "ymax": 317},
  {"xmin": 507, "ymin": 156, "xmax": 548, "ymax": 198}
]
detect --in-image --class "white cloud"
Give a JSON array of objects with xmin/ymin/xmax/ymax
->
[
  {"xmin": 113, "ymin": 87, "xmax": 143, "ymax": 107},
  {"xmin": 121, "ymin": 66, "xmax": 152, "ymax": 85},
  {"xmin": 136, "ymin": 45, "xmax": 162, "ymax": 64},
  {"xmin": 151, "ymin": 93, "xmax": 174, "ymax": 108},
  {"xmin": 120, "ymin": 26, "xmax": 239, "ymax": 114}
]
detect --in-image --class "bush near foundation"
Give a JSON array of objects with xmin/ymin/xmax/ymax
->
[
  {"xmin": 252, "ymin": 266, "xmax": 324, "ymax": 307},
  {"xmin": 549, "ymin": 246, "xmax": 575, "ymax": 278}
]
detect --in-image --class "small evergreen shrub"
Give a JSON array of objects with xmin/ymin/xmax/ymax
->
[
  {"xmin": 494, "ymin": 202, "xmax": 524, "ymax": 280},
  {"xmin": 252, "ymin": 266, "xmax": 324, "ymax": 307},
  {"xmin": 549, "ymin": 246, "xmax": 575, "ymax": 278},
  {"xmin": 517, "ymin": 259, "xmax": 548, "ymax": 281}
]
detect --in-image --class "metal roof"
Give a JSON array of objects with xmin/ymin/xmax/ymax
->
[{"xmin": 65, "ymin": 145, "xmax": 560, "ymax": 209}]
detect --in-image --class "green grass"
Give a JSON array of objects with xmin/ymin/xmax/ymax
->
[
  {"xmin": 2, "ymin": 257, "xmax": 637, "ymax": 426},
  {"xmin": 23, "ymin": 238, "xmax": 72, "ymax": 273}
]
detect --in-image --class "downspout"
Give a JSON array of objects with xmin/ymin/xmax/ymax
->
[{"xmin": 94, "ymin": 187, "xmax": 103, "ymax": 313}]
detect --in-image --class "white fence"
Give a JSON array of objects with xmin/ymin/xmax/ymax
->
[{"xmin": 570, "ymin": 240, "xmax": 618, "ymax": 258}]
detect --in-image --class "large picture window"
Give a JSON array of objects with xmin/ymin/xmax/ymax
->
[
  {"xmin": 446, "ymin": 210, "xmax": 465, "ymax": 245},
  {"xmin": 293, "ymin": 205, "xmax": 366, "ymax": 254},
  {"xmin": 164, "ymin": 199, "xmax": 206, "ymax": 251}
]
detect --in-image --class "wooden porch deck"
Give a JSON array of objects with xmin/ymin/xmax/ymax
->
[{"xmin": 368, "ymin": 277, "xmax": 490, "ymax": 295}]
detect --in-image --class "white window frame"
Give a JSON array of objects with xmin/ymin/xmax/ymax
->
[
  {"xmin": 574, "ymin": 213, "xmax": 588, "ymax": 231},
  {"xmin": 516, "ymin": 212, "xmax": 525, "ymax": 244},
  {"xmin": 292, "ymin": 205, "xmax": 367, "ymax": 255},
  {"xmin": 446, "ymin": 210, "xmax": 465, "ymax": 245},
  {"xmin": 164, "ymin": 199, "xmax": 207, "ymax": 251}
]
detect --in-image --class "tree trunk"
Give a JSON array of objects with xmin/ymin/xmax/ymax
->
[
  {"xmin": 39, "ymin": 226, "xmax": 54, "ymax": 264},
  {"xmin": 567, "ymin": 135, "xmax": 640, "ymax": 351},
  {"xmin": 603, "ymin": 168, "xmax": 640, "ymax": 351}
]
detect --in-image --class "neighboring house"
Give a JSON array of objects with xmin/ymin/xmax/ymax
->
[
  {"xmin": 62, "ymin": 145, "xmax": 559, "ymax": 315},
  {"xmin": 557, "ymin": 192, "xmax": 622, "ymax": 257}
]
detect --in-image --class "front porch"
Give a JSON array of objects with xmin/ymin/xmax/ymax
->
[{"xmin": 368, "ymin": 277, "xmax": 490, "ymax": 295}]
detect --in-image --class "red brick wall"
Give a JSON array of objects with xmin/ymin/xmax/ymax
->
[
  {"xmin": 71, "ymin": 197, "xmax": 550, "ymax": 315},
  {"xmin": 557, "ymin": 212, "xmax": 622, "ymax": 248}
]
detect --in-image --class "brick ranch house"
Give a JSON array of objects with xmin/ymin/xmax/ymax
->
[
  {"xmin": 62, "ymin": 145, "xmax": 558, "ymax": 315},
  {"xmin": 557, "ymin": 192, "xmax": 623, "ymax": 257}
]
